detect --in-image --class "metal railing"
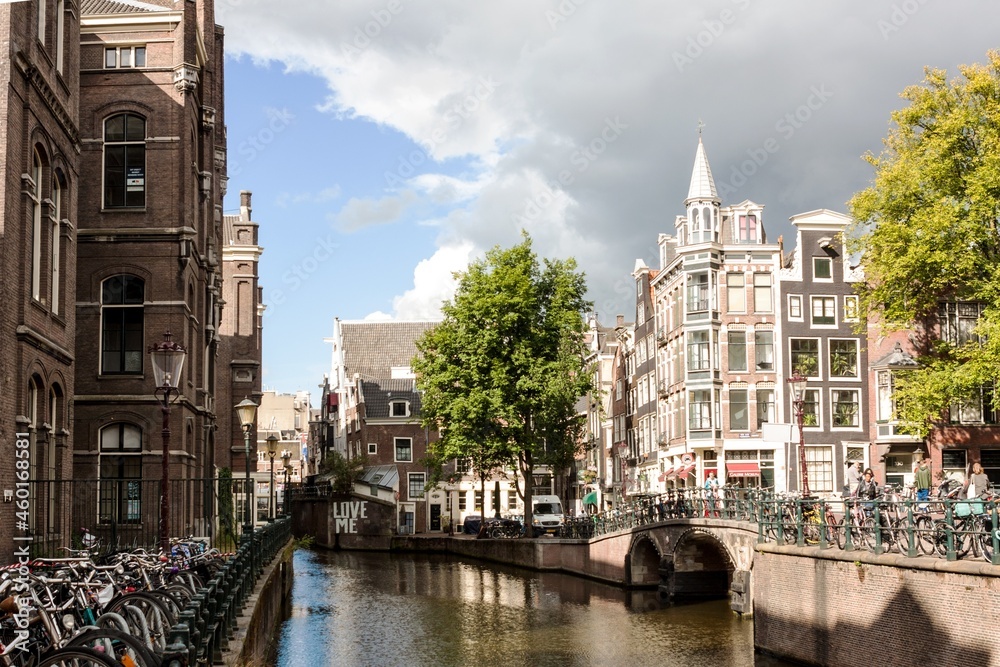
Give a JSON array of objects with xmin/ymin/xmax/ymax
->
[
  {"xmin": 13, "ymin": 477, "xmax": 267, "ymax": 559},
  {"xmin": 161, "ymin": 517, "xmax": 292, "ymax": 666},
  {"xmin": 576, "ymin": 487, "xmax": 1000, "ymax": 565}
]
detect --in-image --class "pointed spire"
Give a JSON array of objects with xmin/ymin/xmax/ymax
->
[{"xmin": 686, "ymin": 136, "xmax": 719, "ymax": 204}]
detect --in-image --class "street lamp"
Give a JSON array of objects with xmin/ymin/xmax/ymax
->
[
  {"xmin": 266, "ymin": 434, "xmax": 278, "ymax": 521},
  {"xmin": 149, "ymin": 332, "xmax": 187, "ymax": 553},
  {"xmin": 787, "ymin": 372, "xmax": 811, "ymax": 497},
  {"xmin": 234, "ymin": 397, "xmax": 258, "ymax": 535},
  {"xmin": 281, "ymin": 451, "xmax": 291, "ymax": 516}
]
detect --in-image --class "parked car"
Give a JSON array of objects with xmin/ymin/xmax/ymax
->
[{"xmin": 462, "ymin": 514, "xmax": 483, "ymax": 535}]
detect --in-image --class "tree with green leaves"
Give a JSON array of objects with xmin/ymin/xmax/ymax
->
[
  {"xmin": 413, "ymin": 233, "xmax": 594, "ymax": 536},
  {"xmin": 847, "ymin": 50, "xmax": 1000, "ymax": 437},
  {"xmin": 320, "ymin": 451, "xmax": 367, "ymax": 494}
]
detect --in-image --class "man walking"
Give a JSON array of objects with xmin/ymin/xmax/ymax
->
[
  {"xmin": 915, "ymin": 457, "xmax": 933, "ymax": 502},
  {"xmin": 844, "ymin": 461, "xmax": 862, "ymax": 496}
]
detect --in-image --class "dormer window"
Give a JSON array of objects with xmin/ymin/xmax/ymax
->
[
  {"xmin": 738, "ymin": 214, "xmax": 758, "ymax": 243},
  {"xmin": 391, "ymin": 401, "xmax": 409, "ymax": 417}
]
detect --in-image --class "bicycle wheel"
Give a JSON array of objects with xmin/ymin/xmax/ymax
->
[
  {"xmin": 34, "ymin": 646, "xmax": 124, "ymax": 667},
  {"xmin": 932, "ymin": 521, "xmax": 970, "ymax": 558},
  {"xmin": 858, "ymin": 518, "xmax": 878, "ymax": 551},
  {"xmin": 66, "ymin": 628, "xmax": 159, "ymax": 667},
  {"xmin": 104, "ymin": 593, "xmax": 172, "ymax": 653},
  {"xmin": 913, "ymin": 515, "xmax": 936, "ymax": 555},
  {"xmin": 825, "ymin": 515, "xmax": 843, "ymax": 548}
]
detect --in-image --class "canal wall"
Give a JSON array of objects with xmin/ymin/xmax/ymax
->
[
  {"xmin": 222, "ymin": 539, "xmax": 295, "ymax": 666},
  {"xmin": 294, "ymin": 493, "xmax": 397, "ymax": 550},
  {"xmin": 392, "ymin": 534, "xmax": 632, "ymax": 585},
  {"xmin": 753, "ymin": 544, "xmax": 1000, "ymax": 667}
]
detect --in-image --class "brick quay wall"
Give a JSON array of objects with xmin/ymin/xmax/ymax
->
[{"xmin": 753, "ymin": 544, "xmax": 1000, "ymax": 667}]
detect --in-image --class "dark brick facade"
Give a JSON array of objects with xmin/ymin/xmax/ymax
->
[{"xmin": 0, "ymin": 1, "xmax": 81, "ymax": 561}]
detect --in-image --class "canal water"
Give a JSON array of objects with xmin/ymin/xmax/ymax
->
[{"xmin": 275, "ymin": 548, "xmax": 794, "ymax": 667}]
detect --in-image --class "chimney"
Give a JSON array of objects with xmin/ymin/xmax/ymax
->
[
  {"xmin": 240, "ymin": 190, "xmax": 253, "ymax": 220},
  {"xmin": 616, "ymin": 314, "xmax": 625, "ymax": 327}
]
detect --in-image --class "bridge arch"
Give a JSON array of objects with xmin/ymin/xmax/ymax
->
[
  {"xmin": 626, "ymin": 532, "xmax": 663, "ymax": 587},
  {"xmin": 664, "ymin": 528, "xmax": 736, "ymax": 602}
]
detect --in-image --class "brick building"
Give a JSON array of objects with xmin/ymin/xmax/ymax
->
[{"xmin": 0, "ymin": 0, "xmax": 81, "ymax": 560}]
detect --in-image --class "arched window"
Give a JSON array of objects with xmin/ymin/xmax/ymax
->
[
  {"xmin": 51, "ymin": 173, "xmax": 64, "ymax": 315},
  {"xmin": 99, "ymin": 423, "xmax": 143, "ymax": 524},
  {"xmin": 101, "ymin": 275, "xmax": 144, "ymax": 374},
  {"xmin": 31, "ymin": 151, "xmax": 43, "ymax": 301},
  {"xmin": 104, "ymin": 113, "xmax": 146, "ymax": 208}
]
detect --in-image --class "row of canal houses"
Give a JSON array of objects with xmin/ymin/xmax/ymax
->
[
  {"xmin": 580, "ymin": 138, "xmax": 1000, "ymax": 511},
  {"xmin": 318, "ymin": 137, "xmax": 1000, "ymax": 533}
]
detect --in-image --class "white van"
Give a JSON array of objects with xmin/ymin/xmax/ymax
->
[{"xmin": 531, "ymin": 495, "xmax": 564, "ymax": 536}]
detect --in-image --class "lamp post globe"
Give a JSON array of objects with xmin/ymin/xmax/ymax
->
[
  {"xmin": 149, "ymin": 332, "xmax": 186, "ymax": 554},
  {"xmin": 235, "ymin": 398, "xmax": 258, "ymax": 536},
  {"xmin": 281, "ymin": 452, "xmax": 291, "ymax": 515}
]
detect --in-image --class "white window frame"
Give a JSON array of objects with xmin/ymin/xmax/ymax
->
[
  {"xmin": 789, "ymin": 337, "xmax": 821, "ymax": 379},
  {"xmin": 844, "ymin": 295, "xmax": 859, "ymax": 322},
  {"xmin": 390, "ymin": 400, "xmax": 409, "ymax": 418},
  {"xmin": 810, "ymin": 296, "xmax": 837, "ymax": 328},
  {"xmin": 408, "ymin": 473, "xmax": 425, "ymax": 499},
  {"xmin": 105, "ymin": 45, "xmax": 147, "ymax": 69},
  {"xmin": 831, "ymin": 389, "xmax": 861, "ymax": 429},
  {"xmin": 394, "ymin": 437, "xmax": 413, "ymax": 463},
  {"xmin": 829, "ymin": 338, "xmax": 859, "ymax": 378},
  {"xmin": 367, "ymin": 442, "xmax": 377, "ymax": 455},
  {"xmin": 726, "ymin": 273, "xmax": 746, "ymax": 313},
  {"xmin": 813, "ymin": 257, "xmax": 833, "ymax": 282},
  {"xmin": 787, "ymin": 294, "xmax": 803, "ymax": 322},
  {"xmin": 753, "ymin": 273, "xmax": 772, "ymax": 313}
]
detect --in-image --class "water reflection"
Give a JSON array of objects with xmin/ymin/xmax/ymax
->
[{"xmin": 276, "ymin": 549, "xmax": 792, "ymax": 667}]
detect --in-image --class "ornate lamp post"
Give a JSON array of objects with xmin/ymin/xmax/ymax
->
[
  {"xmin": 787, "ymin": 372, "xmax": 811, "ymax": 497},
  {"xmin": 266, "ymin": 434, "xmax": 278, "ymax": 521},
  {"xmin": 281, "ymin": 451, "xmax": 291, "ymax": 516},
  {"xmin": 234, "ymin": 398, "xmax": 258, "ymax": 535},
  {"xmin": 149, "ymin": 332, "xmax": 187, "ymax": 553}
]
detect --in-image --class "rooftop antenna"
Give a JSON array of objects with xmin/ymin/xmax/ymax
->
[{"xmin": 697, "ymin": 119, "xmax": 705, "ymax": 136}]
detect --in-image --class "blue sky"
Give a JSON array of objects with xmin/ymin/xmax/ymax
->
[{"xmin": 217, "ymin": 1, "xmax": 1000, "ymax": 404}]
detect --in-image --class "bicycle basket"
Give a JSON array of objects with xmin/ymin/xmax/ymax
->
[{"xmin": 955, "ymin": 501, "xmax": 983, "ymax": 517}]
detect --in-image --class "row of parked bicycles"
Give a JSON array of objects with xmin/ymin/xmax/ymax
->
[
  {"xmin": 0, "ymin": 537, "xmax": 225, "ymax": 667},
  {"xmin": 477, "ymin": 482, "xmax": 999, "ymax": 565},
  {"xmin": 760, "ymin": 480, "xmax": 1000, "ymax": 562}
]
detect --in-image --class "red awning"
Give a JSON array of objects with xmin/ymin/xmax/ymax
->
[
  {"xmin": 661, "ymin": 467, "xmax": 675, "ymax": 480},
  {"xmin": 679, "ymin": 464, "xmax": 696, "ymax": 477},
  {"xmin": 726, "ymin": 462, "xmax": 761, "ymax": 477}
]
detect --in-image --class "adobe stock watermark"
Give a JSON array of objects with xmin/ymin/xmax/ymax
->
[
  {"xmin": 716, "ymin": 84, "xmax": 833, "ymax": 198},
  {"xmin": 340, "ymin": 0, "xmax": 410, "ymax": 62},
  {"xmin": 384, "ymin": 76, "xmax": 500, "ymax": 188},
  {"xmin": 511, "ymin": 116, "xmax": 628, "ymax": 225},
  {"xmin": 672, "ymin": 0, "xmax": 752, "ymax": 73},
  {"xmin": 9, "ymin": 431, "xmax": 34, "ymax": 652},
  {"xmin": 265, "ymin": 234, "xmax": 339, "ymax": 315},
  {"xmin": 546, "ymin": 0, "xmax": 588, "ymax": 31},
  {"xmin": 877, "ymin": 0, "xmax": 933, "ymax": 40},
  {"xmin": 228, "ymin": 108, "xmax": 294, "ymax": 178}
]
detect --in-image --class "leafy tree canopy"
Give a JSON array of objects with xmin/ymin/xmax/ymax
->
[
  {"xmin": 847, "ymin": 50, "xmax": 1000, "ymax": 436},
  {"xmin": 413, "ymin": 233, "xmax": 594, "ymax": 531}
]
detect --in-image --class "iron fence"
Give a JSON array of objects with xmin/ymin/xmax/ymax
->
[{"xmin": 15, "ymin": 477, "xmax": 276, "ymax": 559}]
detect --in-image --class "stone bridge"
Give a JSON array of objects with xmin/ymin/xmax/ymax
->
[{"xmin": 576, "ymin": 517, "xmax": 758, "ymax": 613}]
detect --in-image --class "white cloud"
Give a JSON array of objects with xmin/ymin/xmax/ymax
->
[
  {"xmin": 390, "ymin": 242, "xmax": 474, "ymax": 320},
  {"xmin": 220, "ymin": 0, "xmax": 1000, "ymax": 321},
  {"xmin": 333, "ymin": 190, "xmax": 418, "ymax": 231}
]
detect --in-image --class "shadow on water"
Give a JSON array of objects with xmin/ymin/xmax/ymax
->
[{"xmin": 276, "ymin": 548, "xmax": 794, "ymax": 667}]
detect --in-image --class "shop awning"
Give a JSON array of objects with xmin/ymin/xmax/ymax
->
[
  {"xmin": 660, "ymin": 467, "xmax": 674, "ymax": 481},
  {"xmin": 583, "ymin": 491, "xmax": 598, "ymax": 506},
  {"xmin": 679, "ymin": 464, "xmax": 696, "ymax": 477},
  {"xmin": 726, "ymin": 462, "xmax": 761, "ymax": 478}
]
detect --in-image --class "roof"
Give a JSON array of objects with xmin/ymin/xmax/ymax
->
[
  {"xmin": 359, "ymin": 465, "xmax": 399, "ymax": 490},
  {"xmin": 341, "ymin": 321, "xmax": 438, "ymax": 381},
  {"xmin": 81, "ymin": 0, "xmax": 173, "ymax": 14},
  {"xmin": 686, "ymin": 137, "xmax": 719, "ymax": 204},
  {"xmin": 360, "ymin": 379, "xmax": 422, "ymax": 418}
]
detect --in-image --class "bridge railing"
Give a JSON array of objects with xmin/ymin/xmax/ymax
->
[{"xmin": 577, "ymin": 488, "xmax": 1000, "ymax": 565}]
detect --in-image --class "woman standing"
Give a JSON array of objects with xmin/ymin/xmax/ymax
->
[{"xmin": 967, "ymin": 462, "xmax": 989, "ymax": 499}]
